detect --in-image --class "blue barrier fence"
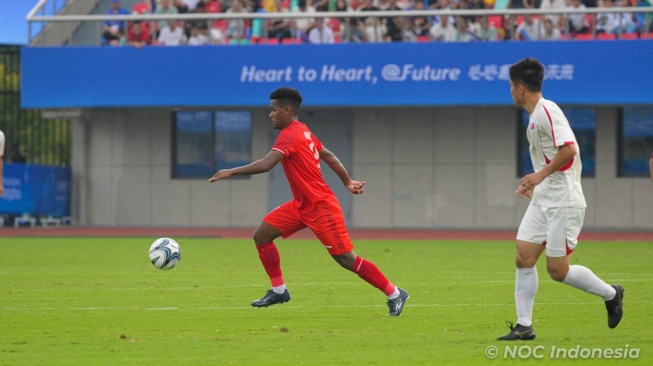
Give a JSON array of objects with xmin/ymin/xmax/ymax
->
[
  {"xmin": 0, "ymin": 163, "xmax": 71, "ymax": 217},
  {"xmin": 21, "ymin": 41, "xmax": 653, "ymax": 108}
]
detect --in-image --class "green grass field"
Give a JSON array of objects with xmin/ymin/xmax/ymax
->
[{"xmin": 1, "ymin": 237, "xmax": 651, "ymax": 365}]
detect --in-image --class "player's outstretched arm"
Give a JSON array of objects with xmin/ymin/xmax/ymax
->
[
  {"xmin": 209, "ymin": 150, "xmax": 283, "ymax": 183},
  {"xmin": 318, "ymin": 147, "xmax": 365, "ymax": 194}
]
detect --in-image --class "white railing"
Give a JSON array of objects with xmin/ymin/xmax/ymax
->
[{"xmin": 26, "ymin": 2, "xmax": 653, "ymax": 45}]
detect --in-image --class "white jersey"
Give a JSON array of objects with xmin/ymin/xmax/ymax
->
[
  {"xmin": 526, "ymin": 98, "xmax": 586, "ymax": 208},
  {"xmin": 0, "ymin": 130, "xmax": 4, "ymax": 156}
]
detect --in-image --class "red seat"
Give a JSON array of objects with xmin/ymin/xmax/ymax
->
[
  {"xmin": 264, "ymin": 38, "xmax": 280, "ymax": 44},
  {"xmin": 639, "ymin": 32, "xmax": 653, "ymax": 41},
  {"xmin": 597, "ymin": 32, "xmax": 616, "ymax": 40},
  {"xmin": 417, "ymin": 35, "xmax": 429, "ymax": 42},
  {"xmin": 620, "ymin": 32, "xmax": 638, "ymax": 40},
  {"xmin": 281, "ymin": 38, "xmax": 301, "ymax": 44},
  {"xmin": 574, "ymin": 33, "xmax": 594, "ymax": 41}
]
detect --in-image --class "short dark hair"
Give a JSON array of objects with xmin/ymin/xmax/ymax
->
[
  {"xmin": 509, "ymin": 58, "xmax": 544, "ymax": 92},
  {"xmin": 269, "ymin": 87, "xmax": 303, "ymax": 112}
]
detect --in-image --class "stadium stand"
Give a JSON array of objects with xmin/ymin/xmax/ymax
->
[{"xmin": 27, "ymin": 0, "xmax": 653, "ymax": 46}]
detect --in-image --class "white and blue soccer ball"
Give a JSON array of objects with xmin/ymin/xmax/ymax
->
[{"xmin": 149, "ymin": 238, "xmax": 181, "ymax": 270}]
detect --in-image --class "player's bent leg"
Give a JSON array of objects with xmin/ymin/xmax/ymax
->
[
  {"xmin": 333, "ymin": 250, "xmax": 408, "ymax": 316},
  {"xmin": 555, "ymin": 255, "xmax": 624, "ymax": 328}
]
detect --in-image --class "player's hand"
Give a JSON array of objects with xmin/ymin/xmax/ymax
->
[
  {"xmin": 208, "ymin": 169, "xmax": 233, "ymax": 183},
  {"xmin": 515, "ymin": 183, "xmax": 533, "ymax": 198},
  {"xmin": 520, "ymin": 172, "xmax": 544, "ymax": 191},
  {"xmin": 346, "ymin": 180, "xmax": 365, "ymax": 195}
]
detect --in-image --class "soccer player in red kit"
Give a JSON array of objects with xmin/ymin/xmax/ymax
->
[{"xmin": 209, "ymin": 87, "xmax": 409, "ymax": 316}]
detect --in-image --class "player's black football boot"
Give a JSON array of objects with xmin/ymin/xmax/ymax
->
[
  {"xmin": 251, "ymin": 289, "xmax": 291, "ymax": 308},
  {"xmin": 497, "ymin": 321, "xmax": 536, "ymax": 341},
  {"xmin": 605, "ymin": 284, "xmax": 624, "ymax": 329},
  {"xmin": 387, "ymin": 288, "xmax": 409, "ymax": 316}
]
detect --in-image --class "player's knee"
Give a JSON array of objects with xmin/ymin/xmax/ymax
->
[
  {"xmin": 547, "ymin": 266, "xmax": 567, "ymax": 282},
  {"xmin": 332, "ymin": 252, "xmax": 356, "ymax": 270},
  {"xmin": 515, "ymin": 253, "xmax": 536, "ymax": 268},
  {"xmin": 252, "ymin": 230, "xmax": 272, "ymax": 245}
]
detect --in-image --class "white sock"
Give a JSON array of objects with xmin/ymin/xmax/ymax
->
[
  {"xmin": 272, "ymin": 284, "xmax": 287, "ymax": 294},
  {"xmin": 562, "ymin": 265, "xmax": 616, "ymax": 301},
  {"xmin": 515, "ymin": 267, "xmax": 538, "ymax": 327},
  {"xmin": 387, "ymin": 287, "xmax": 400, "ymax": 300}
]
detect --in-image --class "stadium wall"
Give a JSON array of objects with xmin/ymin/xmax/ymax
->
[{"xmin": 73, "ymin": 106, "xmax": 652, "ymax": 230}]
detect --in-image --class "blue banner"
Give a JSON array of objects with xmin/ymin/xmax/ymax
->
[
  {"xmin": 21, "ymin": 42, "xmax": 653, "ymax": 108},
  {"xmin": 0, "ymin": 164, "xmax": 71, "ymax": 217}
]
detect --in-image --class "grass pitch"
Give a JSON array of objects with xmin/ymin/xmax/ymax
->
[{"xmin": 1, "ymin": 237, "xmax": 651, "ymax": 365}]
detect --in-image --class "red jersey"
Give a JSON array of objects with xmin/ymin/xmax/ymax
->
[{"xmin": 271, "ymin": 120, "xmax": 334, "ymax": 213}]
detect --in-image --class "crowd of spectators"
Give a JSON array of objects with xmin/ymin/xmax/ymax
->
[{"xmin": 101, "ymin": 0, "xmax": 653, "ymax": 46}]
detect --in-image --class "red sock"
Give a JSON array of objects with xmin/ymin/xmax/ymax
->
[
  {"xmin": 352, "ymin": 256, "xmax": 395, "ymax": 296},
  {"xmin": 257, "ymin": 242, "xmax": 284, "ymax": 287}
]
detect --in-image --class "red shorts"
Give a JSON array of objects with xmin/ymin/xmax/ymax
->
[{"xmin": 263, "ymin": 199, "xmax": 354, "ymax": 255}]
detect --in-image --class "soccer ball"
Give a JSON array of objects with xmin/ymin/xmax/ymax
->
[{"xmin": 149, "ymin": 238, "xmax": 181, "ymax": 270}]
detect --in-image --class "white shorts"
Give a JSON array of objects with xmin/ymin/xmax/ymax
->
[{"xmin": 516, "ymin": 204, "xmax": 585, "ymax": 258}]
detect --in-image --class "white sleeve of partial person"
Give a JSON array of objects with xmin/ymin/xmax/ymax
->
[{"xmin": 0, "ymin": 130, "xmax": 4, "ymax": 156}]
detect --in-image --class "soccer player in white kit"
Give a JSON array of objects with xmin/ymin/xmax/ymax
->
[{"xmin": 498, "ymin": 58, "xmax": 624, "ymax": 341}]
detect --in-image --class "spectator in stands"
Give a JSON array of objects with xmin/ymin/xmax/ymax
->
[
  {"xmin": 102, "ymin": 0, "xmax": 130, "ymax": 45},
  {"xmin": 158, "ymin": 20, "xmax": 188, "ymax": 45},
  {"xmin": 291, "ymin": 0, "xmax": 316, "ymax": 41},
  {"xmin": 454, "ymin": 16, "xmax": 478, "ymax": 41},
  {"xmin": 174, "ymin": 0, "xmax": 201, "ymax": 12},
  {"xmin": 378, "ymin": 0, "xmax": 392, "ymax": 9},
  {"xmin": 343, "ymin": 18, "xmax": 366, "ymax": 42},
  {"xmin": 515, "ymin": 14, "xmax": 543, "ymax": 40},
  {"xmin": 411, "ymin": 0, "xmax": 433, "ymax": 37},
  {"xmin": 357, "ymin": 0, "xmax": 381, "ymax": 25},
  {"xmin": 225, "ymin": 0, "xmax": 248, "ymax": 41},
  {"xmin": 364, "ymin": 17, "xmax": 388, "ymax": 42},
  {"xmin": 184, "ymin": 3, "xmax": 209, "ymax": 38},
  {"xmin": 635, "ymin": 0, "xmax": 653, "ymax": 32},
  {"xmin": 155, "ymin": 0, "xmax": 180, "ymax": 32},
  {"xmin": 268, "ymin": 0, "xmax": 292, "ymax": 41},
  {"xmin": 475, "ymin": 15, "xmax": 499, "ymax": 40},
  {"xmin": 540, "ymin": 0, "xmax": 567, "ymax": 29},
  {"xmin": 335, "ymin": 0, "xmax": 353, "ymax": 13},
  {"xmin": 210, "ymin": 23, "xmax": 227, "ymax": 43},
  {"xmin": 612, "ymin": 0, "xmax": 637, "ymax": 33},
  {"xmin": 308, "ymin": 17, "xmax": 336, "ymax": 43},
  {"xmin": 127, "ymin": 21, "xmax": 152, "ymax": 48},
  {"xmin": 509, "ymin": 0, "xmax": 534, "ymax": 8},
  {"xmin": 313, "ymin": 0, "xmax": 330, "ymax": 12},
  {"xmin": 541, "ymin": 18, "xmax": 562, "ymax": 39},
  {"xmin": 567, "ymin": 0, "xmax": 590, "ymax": 35},
  {"xmin": 596, "ymin": 0, "xmax": 635, "ymax": 34},
  {"xmin": 0, "ymin": 130, "xmax": 4, "ymax": 196},
  {"xmin": 430, "ymin": 15, "xmax": 457, "ymax": 41},
  {"xmin": 9, "ymin": 143, "xmax": 26, "ymax": 164},
  {"xmin": 400, "ymin": 17, "xmax": 418, "ymax": 41},
  {"xmin": 384, "ymin": 0, "xmax": 405, "ymax": 41},
  {"xmin": 188, "ymin": 25, "xmax": 210, "ymax": 44}
]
